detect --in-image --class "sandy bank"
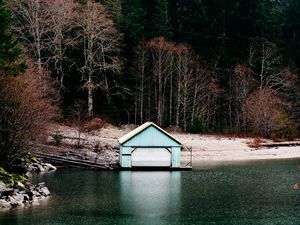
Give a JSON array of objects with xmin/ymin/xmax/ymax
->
[
  {"xmin": 176, "ymin": 133, "xmax": 300, "ymax": 163},
  {"xmin": 49, "ymin": 124, "xmax": 300, "ymax": 163}
]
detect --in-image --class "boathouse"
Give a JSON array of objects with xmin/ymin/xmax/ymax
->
[{"xmin": 118, "ymin": 122, "xmax": 182, "ymax": 169}]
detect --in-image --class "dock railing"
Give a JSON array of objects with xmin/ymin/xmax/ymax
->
[
  {"xmin": 182, "ymin": 145, "xmax": 192, "ymax": 168},
  {"xmin": 31, "ymin": 144, "xmax": 118, "ymax": 170}
]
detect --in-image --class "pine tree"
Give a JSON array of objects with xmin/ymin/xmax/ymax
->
[
  {"xmin": 122, "ymin": 0, "xmax": 146, "ymax": 39},
  {"xmin": 144, "ymin": 0, "xmax": 173, "ymax": 39},
  {"xmin": 0, "ymin": 0, "xmax": 24, "ymax": 75},
  {"xmin": 0, "ymin": 0, "xmax": 24, "ymax": 168}
]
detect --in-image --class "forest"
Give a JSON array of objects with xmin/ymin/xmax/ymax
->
[{"xmin": 1, "ymin": 0, "xmax": 300, "ymax": 164}]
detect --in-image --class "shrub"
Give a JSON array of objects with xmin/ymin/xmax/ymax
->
[
  {"xmin": 247, "ymin": 138, "xmax": 264, "ymax": 149},
  {"xmin": 53, "ymin": 129, "xmax": 63, "ymax": 146},
  {"xmin": 0, "ymin": 62, "xmax": 58, "ymax": 168},
  {"xmin": 83, "ymin": 118, "xmax": 104, "ymax": 132},
  {"xmin": 246, "ymin": 88, "xmax": 283, "ymax": 137},
  {"xmin": 276, "ymin": 111, "xmax": 296, "ymax": 140},
  {"xmin": 0, "ymin": 167, "xmax": 27, "ymax": 186}
]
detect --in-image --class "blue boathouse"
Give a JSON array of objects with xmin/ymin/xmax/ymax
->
[{"xmin": 118, "ymin": 122, "xmax": 182, "ymax": 169}]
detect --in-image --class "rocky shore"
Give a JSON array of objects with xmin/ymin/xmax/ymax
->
[{"xmin": 0, "ymin": 160, "xmax": 56, "ymax": 211}]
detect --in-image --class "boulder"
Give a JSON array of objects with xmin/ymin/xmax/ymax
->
[
  {"xmin": 37, "ymin": 164, "xmax": 45, "ymax": 173},
  {"xmin": 32, "ymin": 190, "xmax": 41, "ymax": 197},
  {"xmin": 40, "ymin": 187, "xmax": 50, "ymax": 196},
  {"xmin": 43, "ymin": 163, "xmax": 57, "ymax": 171},
  {"xmin": 1, "ymin": 188, "xmax": 14, "ymax": 196},
  {"xmin": 293, "ymin": 183, "xmax": 300, "ymax": 189},
  {"xmin": 8, "ymin": 196, "xmax": 19, "ymax": 207},
  {"xmin": 46, "ymin": 163, "xmax": 57, "ymax": 171},
  {"xmin": 13, "ymin": 194, "xmax": 23, "ymax": 202},
  {"xmin": 16, "ymin": 181, "xmax": 25, "ymax": 189},
  {"xmin": 38, "ymin": 182, "xmax": 45, "ymax": 187},
  {"xmin": 0, "ymin": 199, "xmax": 11, "ymax": 209},
  {"xmin": 14, "ymin": 193, "xmax": 29, "ymax": 202},
  {"xmin": 0, "ymin": 181, "xmax": 6, "ymax": 190},
  {"xmin": 31, "ymin": 196, "xmax": 40, "ymax": 206},
  {"xmin": 18, "ymin": 190, "xmax": 27, "ymax": 194}
]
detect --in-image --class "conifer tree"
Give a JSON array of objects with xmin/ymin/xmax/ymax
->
[{"xmin": 0, "ymin": 0, "xmax": 23, "ymax": 75}]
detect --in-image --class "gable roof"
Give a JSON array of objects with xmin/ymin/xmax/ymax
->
[{"xmin": 118, "ymin": 122, "xmax": 181, "ymax": 145}]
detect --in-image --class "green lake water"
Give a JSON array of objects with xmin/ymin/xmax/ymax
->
[{"xmin": 1, "ymin": 160, "xmax": 300, "ymax": 225}]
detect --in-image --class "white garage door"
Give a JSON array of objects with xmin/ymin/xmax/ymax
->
[{"xmin": 131, "ymin": 148, "xmax": 171, "ymax": 167}]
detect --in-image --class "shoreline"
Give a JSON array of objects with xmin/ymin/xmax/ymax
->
[
  {"xmin": 181, "ymin": 146, "xmax": 300, "ymax": 162},
  {"xmin": 47, "ymin": 123, "xmax": 300, "ymax": 165},
  {"xmin": 178, "ymin": 133, "xmax": 300, "ymax": 163}
]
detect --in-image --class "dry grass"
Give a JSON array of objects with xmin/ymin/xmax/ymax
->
[
  {"xmin": 213, "ymin": 133, "xmax": 262, "ymax": 139},
  {"xmin": 82, "ymin": 118, "xmax": 105, "ymax": 132},
  {"xmin": 247, "ymin": 138, "xmax": 266, "ymax": 149}
]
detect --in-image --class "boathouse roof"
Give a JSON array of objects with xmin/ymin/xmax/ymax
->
[{"xmin": 118, "ymin": 121, "xmax": 181, "ymax": 145}]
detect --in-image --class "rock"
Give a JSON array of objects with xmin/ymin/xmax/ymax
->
[
  {"xmin": 43, "ymin": 163, "xmax": 57, "ymax": 171},
  {"xmin": 24, "ymin": 194, "xmax": 30, "ymax": 201},
  {"xmin": 14, "ymin": 193, "xmax": 29, "ymax": 202},
  {"xmin": 1, "ymin": 188, "xmax": 14, "ymax": 196},
  {"xmin": 293, "ymin": 183, "xmax": 300, "ymax": 189},
  {"xmin": 32, "ymin": 163, "xmax": 39, "ymax": 167},
  {"xmin": 0, "ymin": 161, "xmax": 52, "ymax": 210},
  {"xmin": 8, "ymin": 196, "xmax": 19, "ymax": 207},
  {"xmin": 31, "ymin": 196, "xmax": 40, "ymax": 206},
  {"xmin": 37, "ymin": 164, "xmax": 45, "ymax": 173},
  {"xmin": 38, "ymin": 182, "xmax": 45, "ymax": 187},
  {"xmin": 31, "ymin": 163, "xmax": 46, "ymax": 173},
  {"xmin": 0, "ymin": 199, "xmax": 11, "ymax": 209},
  {"xmin": 16, "ymin": 181, "xmax": 25, "ymax": 189},
  {"xmin": 32, "ymin": 190, "xmax": 41, "ymax": 197},
  {"xmin": 13, "ymin": 194, "xmax": 23, "ymax": 202},
  {"xmin": 40, "ymin": 187, "xmax": 50, "ymax": 196},
  {"xmin": 26, "ymin": 190, "xmax": 33, "ymax": 200},
  {"xmin": 0, "ymin": 181, "xmax": 6, "ymax": 190},
  {"xmin": 18, "ymin": 190, "xmax": 26, "ymax": 194}
]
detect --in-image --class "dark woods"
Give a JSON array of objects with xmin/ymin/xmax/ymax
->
[{"xmin": 3, "ymin": 0, "xmax": 300, "ymax": 140}]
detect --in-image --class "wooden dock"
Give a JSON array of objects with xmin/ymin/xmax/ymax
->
[
  {"xmin": 262, "ymin": 142, "xmax": 300, "ymax": 148},
  {"xmin": 33, "ymin": 152, "xmax": 118, "ymax": 170}
]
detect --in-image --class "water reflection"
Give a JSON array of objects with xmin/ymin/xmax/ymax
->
[
  {"xmin": 120, "ymin": 171, "xmax": 181, "ymax": 224},
  {"xmin": 2, "ymin": 161, "xmax": 300, "ymax": 225}
]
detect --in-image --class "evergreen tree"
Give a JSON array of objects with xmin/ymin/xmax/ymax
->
[
  {"xmin": 122, "ymin": 0, "xmax": 146, "ymax": 40},
  {"xmin": 0, "ymin": 0, "xmax": 23, "ymax": 168},
  {"xmin": 0, "ymin": 0, "xmax": 24, "ymax": 75},
  {"xmin": 100, "ymin": 0, "xmax": 123, "ymax": 29},
  {"xmin": 144, "ymin": 0, "xmax": 173, "ymax": 39}
]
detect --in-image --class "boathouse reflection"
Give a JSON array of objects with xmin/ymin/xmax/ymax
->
[{"xmin": 119, "ymin": 171, "xmax": 181, "ymax": 223}]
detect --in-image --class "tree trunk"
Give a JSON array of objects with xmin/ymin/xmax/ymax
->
[
  {"xmin": 140, "ymin": 56, "xmax": 144, "ymax": 124},
  {"xmin": 88, "ymin": 73, "xmax": 93, "ymax": 117},
  {"xmin": 176, "ymin": 55, "xmax": 181, "ymax": 128},
  {"xmin": 169, "ymin": 68, "xmax": 173, "ymax": 125},
  {"xmin": 157, "ymin": 50, "xmax": 163, "ymax": 126}
]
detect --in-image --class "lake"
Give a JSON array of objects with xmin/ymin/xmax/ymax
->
[{"xmin": 1, "ymin": 160, "xmax": 300, "ymax": 225}]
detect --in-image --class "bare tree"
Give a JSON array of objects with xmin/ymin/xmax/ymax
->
[
  {"xmin": 102, "ymin": 0, "xmax": 123, "ymax": 28},
  {"xmin": 147, "ymin": 37, "xmax": 175, "ymax": 126},
  {"xmin": 173, "ymin": 44, "xmax": 212, "ymax": 130},
  {"xmin": 133, "ymin": 41, "xmax": 148, "ymax": 124},
  {"xmin": 44, "ymin": 0, "xmax": 78, "ymax": 90},
  {"xmin": 174, "ymin": 45, "xmax": 195, "ymax": 131},
  {"xmin": 231, "ymin": 64, "xmax": 256, "ymax": 132},
  {"xmin": 9, "ymin": 0, "xmax": 50, "ymax": 72},
  {"xmin": 246, "ymin": 87, "xmax": 284, "ymax": 137},
  {"xmin": 70, "ymin": 100, "xmax": 86, "ymax": 147},
  {"xmin": 77, "ymin": 0, "xmax": 122, "ymax": 117},
  {"xmin": 0, "ymin": 60, "xmax": 58, "ymax": 166},
  {"xmin": 191, "ymin": 61, "xmax": 211, "ymax": 125},
  {"xmin": 250, "ymin": 39, "xmax": 296, "ymax": 94}
]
